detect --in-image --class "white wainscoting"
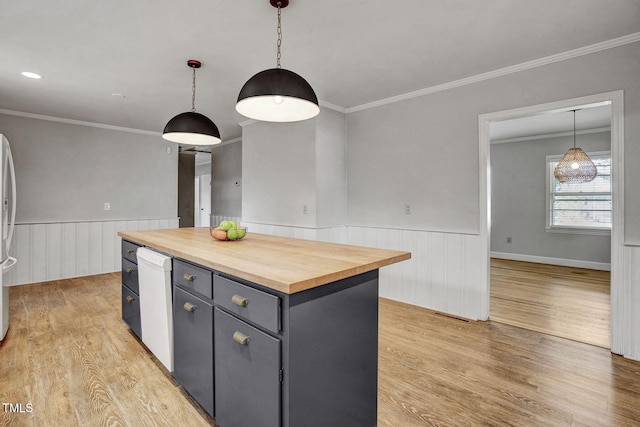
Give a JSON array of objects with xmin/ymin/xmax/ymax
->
[
  {"xmin": 348, "ymin": 227, "xmax": 484, "ymax": 320},
  {"xmin": 6, "ymin": 218, "xmax": 179, "ymax": 286},
  {"xmin": 621, "ymin": 244, "xmax": 640, "ymax": 360},
  {"xmin": 235, "ymin": 220, "xmax": 486, "ymax": 321}
]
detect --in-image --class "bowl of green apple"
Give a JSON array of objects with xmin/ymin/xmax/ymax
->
[{"xmin": 210, "ymin": 219, "xmax": 247, "ymax": 241}]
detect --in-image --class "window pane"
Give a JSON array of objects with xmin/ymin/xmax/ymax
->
[{"xmin": 548, "ymin": 153, "xmax": 611, "ymax": 230}]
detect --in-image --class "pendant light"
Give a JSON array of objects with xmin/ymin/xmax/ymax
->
[
  {"xmin": 236, "ymin": 0, "xmax": 320, "ymax": 122},
  {"xmin": 553, "ymin": 110, "xmax": 597, "ymax": 183},
  {"xmin": 163, "ymin": 60, "xmax": 221, "ymax": 145}
]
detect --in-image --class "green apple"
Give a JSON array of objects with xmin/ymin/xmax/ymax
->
[
  {"xmin": 228, "ymin": 220, "xmax": 237, "ymax": 229},
  {"xmin": 236, "ymin": 228, "xmax": 246, "ymax": 239},
  {"xmin": 219, "ymin": 220, "xmax": 232, "ymax": 231},
  {"xmin": 227, "ymin": 228, "xmax": 239, "ymax": 240}
]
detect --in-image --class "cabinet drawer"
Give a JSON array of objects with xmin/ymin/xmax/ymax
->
[
  {"xmin": 173, "ymin": 259, "xmax": 213, "ymax": 299},
  {"xmin": 173, "ymin": 286, "xmax": 214, "ymax": 417},
  {"xmin": 214, "ymin": 308, "xmax": 280, "ymax": 427},
  {"xmin": 122, "ymin": 240, "xmax": 140, "ymax": 264},
  {"xmin": 121, "ymin": 258, "xmax": 139, "ymax": 294},
  {"xmin": 214, "ymin": 275, "xmax": 280, "ymax": 334},
  {"xmin": 122, "ymin": 284, "xmax": 141, "ymax": 338}
]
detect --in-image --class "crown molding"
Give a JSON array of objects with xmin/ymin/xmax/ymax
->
[
  {"xmin": 319, "ymin": 100, "xmax": 347, "ymax": 114},
  {"xmin": 0, "ymin": 108, "xmax": 163, "ymax": 136},
  {"xmin": 346, "ymin": 32, "xmax": 640, "ymax": 114}
]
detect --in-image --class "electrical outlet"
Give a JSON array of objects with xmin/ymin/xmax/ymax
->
[
  {"xmin": 404, "ymin": 204, "xmax": 411, "ymax": 215},
  {"xmin": 506, "ymin": 236, "xmax": 512, "ymax": 243},
  {"xmin": 104, "ymin": 202, "xmax": 111, "ymax": 211},
  {"xmin": 166, "ymin": 146, "xmax": 172, "ymax": 154},
  {"xmin": 303, "ymin": 204, "xmax": 308, "ymax": 214}
]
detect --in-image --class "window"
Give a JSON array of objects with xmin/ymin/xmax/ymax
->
[{"xmin": 546, "ymin": 151, "xmax": 611, "ymax": 235}]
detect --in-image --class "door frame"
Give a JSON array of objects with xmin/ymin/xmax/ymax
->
[{"xmin": 478, "ymin": 90, "xmax": 624, "ymax": 353}]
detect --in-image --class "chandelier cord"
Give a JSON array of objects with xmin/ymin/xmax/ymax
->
[
  {"xmin": 276, "ymin": 3, "xmax": 282, "ymax": 68},
  {"xmin": 573, "ymin": 110, "xmax": 576, "ymax": 148},
  {"xmin": 191, "ymin": 67, "xmax": 197, "ymax": 112}
]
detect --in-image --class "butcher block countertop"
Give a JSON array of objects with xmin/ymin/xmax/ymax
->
[{"xmin": 118, "ymin": 227, "xmax": 411, "ymax": 294}]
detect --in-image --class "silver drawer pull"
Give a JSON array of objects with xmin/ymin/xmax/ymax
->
[
  {"xmin": 125, "ymin": 267, "xmax": 134, "ymax": 273},
  {"xmin": 233, "ymin": 331, "xmax": 249, "ymax": 345},
  {"xmin": 183, "ymin": 302, "xmax": 196, "ymax": 312},
  {"xmin": 231, "ymin": 294, "xmax": 248, "ymax": 307},
  {"xmin": 183, "ymin": 273, "xmax": 195, "ymax": 281},
  {"xmin": 126, "ymin": 295, "xmax": 134, "ymax": 303},
  {"xmin": 126, "ymin": 248, "xmax": 134, "ymax": 254}
]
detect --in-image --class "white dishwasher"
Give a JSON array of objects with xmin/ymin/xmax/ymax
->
[{"xmin": 136, "ymin": 247, "xmax": 173, "ymax": 372}]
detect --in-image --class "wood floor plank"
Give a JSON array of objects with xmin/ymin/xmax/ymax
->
[
  {"xmin": 2, "ymin": 271, "xmax": 639, "ymax": 426},
  {"xmin": 489, "ymin": 258, "xmax": 610, "ymax": 348}
]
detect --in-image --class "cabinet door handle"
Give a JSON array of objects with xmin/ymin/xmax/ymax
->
[
  {"xmin": 183, "ymin": 273, "xmax": 195, "ymax": 281},
  {"xmin": 125, "ymin": 267, "xmax": 134, "ymax": 273},
  {"xmin": 126, "ymin": 295, "xmax": 134, "ymax": 303},
  {"xmin": 183, "ymin": 302, "xmax": 196, "ymax": 312},
  {"xmin": 233, "ymin": 331, "xmax": 249, "ymax": 345},
  {"xmin": 126, "ymin": 248, "xmax": 134, "ymax": 254},
  {"xmin": 231, "ymin": 294, "xmax": 248, "ymax": 307}
]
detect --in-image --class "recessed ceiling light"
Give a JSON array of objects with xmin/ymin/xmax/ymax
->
[{"xmin": 21, "ymin": 71, "xmax": 42, "ymax": 79}]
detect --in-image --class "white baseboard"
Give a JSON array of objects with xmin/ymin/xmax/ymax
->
[{"xmin": 490, "ymin": 251, "xmax": 610, "ymax": 271}]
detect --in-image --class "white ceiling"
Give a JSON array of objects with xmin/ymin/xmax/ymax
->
[
  {"xmin": 490, "ymin": 104, "xmax": 612, "ymax": 142},
  {"xmin": 1, "ymin": 1, "xmax": 639, "ymax": 146}
]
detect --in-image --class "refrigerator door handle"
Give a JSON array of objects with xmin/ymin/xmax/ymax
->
[
  {"xmin": 1, "ymin": 256, "xmax": 17, "ymax": 272},
  {"xmin": 5, "ymin": 141, "xmax": 15, "ymax": 252}
]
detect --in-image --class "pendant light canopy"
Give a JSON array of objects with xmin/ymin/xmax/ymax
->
[
  {"xmin": 163, "ymin": 60, "xmax": 221, "ymax": 145},
  {"xmin": 236, "ymin": 0, "xmax": 320, "ymax": 122},
  {"xmin": 553, "ymin": 110, "xmax": 597, "ymax": 183}
]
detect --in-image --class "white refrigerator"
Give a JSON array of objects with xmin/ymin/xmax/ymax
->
[{"xmin": 0, "ymin": 134, "xmax": 17, "ymax": 342}]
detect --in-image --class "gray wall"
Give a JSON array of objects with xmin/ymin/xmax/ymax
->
[
  {"xmin": 242, "ymin": 119, "xmax": 318, "ymax": 227},
  {"xmin": 346, "ymin": 42, "xmax": 640, "ymax": 244},
  {"xmin": 491, "ymin": 132, "xmax": 611, "ymax": 263},
  {"xmin": 315, "ymin": 108, "xmax": 347, "ymax": 228},
  {"xmin": 241, "ymin": 107, "xmax": 347, "ymax": 229},
  {"xmin": 0, "ymin": 114, "xmax": 177, "ymax": 223},
  {"xmin": 211, "ymin": 142, "xmax": 242, "ymax": 218}
]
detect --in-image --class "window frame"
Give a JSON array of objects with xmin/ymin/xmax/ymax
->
[{"xmin": 545, "ymin": 150, "xmax": 611, "ymax": 236}]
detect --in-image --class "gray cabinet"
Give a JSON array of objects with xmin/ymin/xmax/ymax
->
[
  {"xmin": 124, "ymin": 246, "xmax": 379, "ymax": 427},
  {"xmin": 173, "ymin": 285, "xmax": 214, "ymax": 417},
  {"xmin": 121, "ymin": 240, "xmax": 141, "ymax": 338},
  {"xmin": 214, "ymin": 308, "xmax": 281, "ymax": 427}
]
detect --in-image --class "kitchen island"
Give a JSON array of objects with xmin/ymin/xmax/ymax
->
[{"xmin": 118, "ymin": 227, "xmax": 410, "ymax": 427}]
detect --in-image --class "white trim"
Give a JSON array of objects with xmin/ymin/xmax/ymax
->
[
  {"xmin": 0, "ymin": 109, "xmax": 244, "ymax": 145},
  {"xmin": 319, "ymin": 100, "xmax": 347, "ymax": 114},
  {"xmin": 545, "ymin": 227, "xmax": 611, "ymax": 236},
  {"xmin": 0, "ymin": 109, "xmax": 162, "ymax": 136},
  {"xmin": 492, "ymin": 127, "xmax": 611, "ymax": 144},
  {"xmin": 491, "ymin": 251, "xmax": 611, "ymax": 271},
  {"xmin": 479, "ymin": 90, "xmax": 624, "ymax": 353},
  {"xmin": 348, "ymin": 33, "xmax": 640, "ymax": 114}
]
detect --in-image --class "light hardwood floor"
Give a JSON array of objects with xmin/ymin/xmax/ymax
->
[
  {"xmin": 489, "ymin": 258, "xmax": 611, "ymax": 348},
  {"xmin": 2, "ymin": 272, "xmax": 639, "ymax": 426}
]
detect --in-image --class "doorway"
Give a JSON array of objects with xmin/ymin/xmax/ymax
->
[
  {"xmin": 488, "ymin": 104, "xmax": 612, "ymax": 347},
  {"xmin": 478, "ymin": 91, "xmax": 624, "ymax": 352}
]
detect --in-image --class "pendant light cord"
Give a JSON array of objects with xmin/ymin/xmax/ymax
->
[
  {"xmin": 191, "ymin": 66, "xmax": 197, "ymax": 112},
  {"xmin": 276, "ymin": 3, "xmax": 282, "ymax": 68},
  {"xmin": 573, "ymin": 109, "xmax": 576, "ymax": 148}
]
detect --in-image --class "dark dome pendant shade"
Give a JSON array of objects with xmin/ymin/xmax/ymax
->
[
  {"xmin": 163, "ymin": 60, "xmax": 221, "ymax": 145},
  {"xmin": 236, "ymin": 68, "xmax": 319, "ymax": 122},
  {"xmin": 236, "ymin": 0, "xmax": 320, "ymax": 122}
]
